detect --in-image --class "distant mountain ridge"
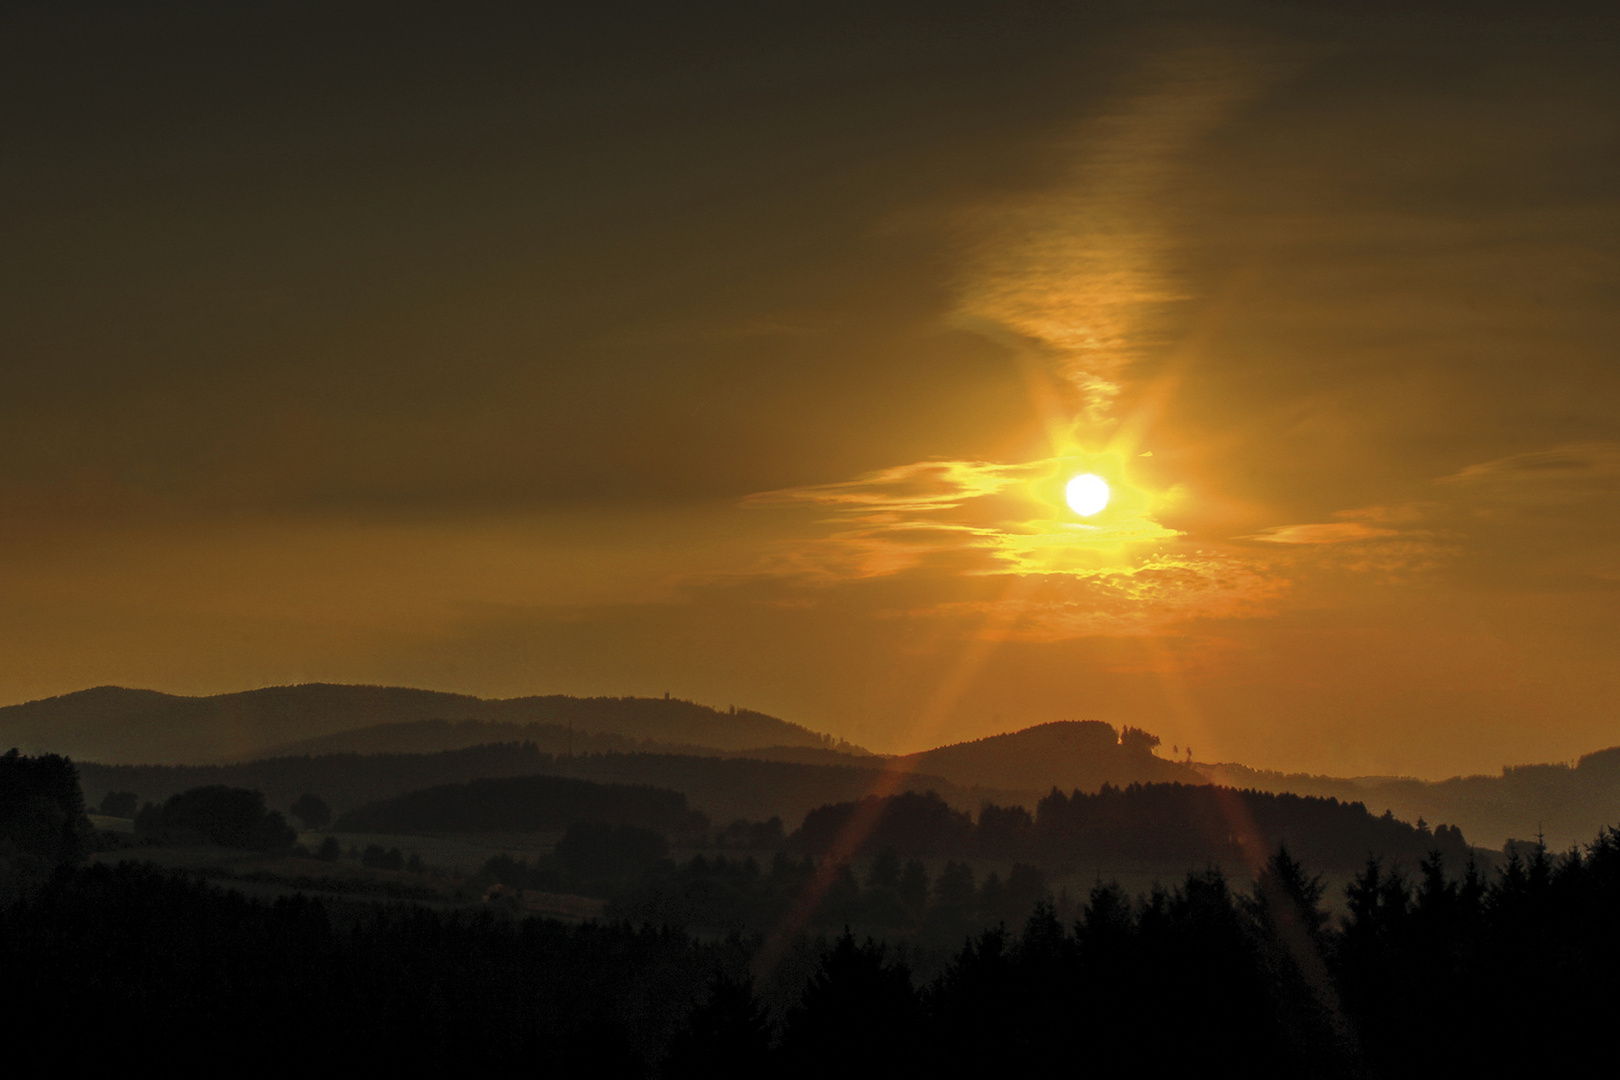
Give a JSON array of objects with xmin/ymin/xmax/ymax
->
[
  {"xmin": 1200, "ymin": 747, "xmax": 1620, "ymax": 851},
  {"xmin": 0, "ymin": 684, "xmax": 854, "ymax": 765},
  {"xmin": 32, "ymin": 682, "xmax": 1612, "ymax": 851}
]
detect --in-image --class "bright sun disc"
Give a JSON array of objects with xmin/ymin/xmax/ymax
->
[{"xmin": 1065, "ymin": 473, "xmax": 1110, "ymax": 516}]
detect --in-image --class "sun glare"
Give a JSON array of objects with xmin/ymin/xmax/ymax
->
[{"xmin": 1065, "ymin": 473, "xmax": 1110, "ymax": 516}]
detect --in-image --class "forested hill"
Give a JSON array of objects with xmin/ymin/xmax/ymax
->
[
  {"xmin": 0, "ymin": 684, "xmax": 844, "ymax": 764},
  {"xmin": 893, "ymin": 721, "xmax": 1202, "ymax": 794},
  {"xmin": 1202, "ymin": 745, "xmax": 1620, "ymax": 851},
  {"xmin": 788, "ymin": 784, "xmax": 1472, "ymax": 873},
  {"xmin": 77, "ymin": 744, "xmax": 995, "ymax": 829},
  {"xmin": 258, "ymin": 717, "xmax": 874, "ymax": 764}
]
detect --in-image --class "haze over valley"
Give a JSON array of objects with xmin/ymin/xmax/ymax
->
[{"xmin": 6, "ymin": 680, "xmax": 1609, "ymax": 851}]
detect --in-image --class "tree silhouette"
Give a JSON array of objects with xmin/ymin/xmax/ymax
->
[
  {"xmin": 1247, "ymin": 845, "xmax": 1351, "ymax": 1074},
  {"xmin": 663, "ymin": 973, "xmax": 772, "ymax": 1077},
  {"xmin": 0, "ymin": 748, "xmax": 92, "ymax": 889},
  {"xmin": 780, "ymin": 931, "xmax": 917, "ymax": 1076},
  {"xmin": 1252, "ymin": 844, "xmax": 1329, "ymax": 944},
  {"xmin": 135, "ymin": 786, "xmax": 296, "ymax": 850}
]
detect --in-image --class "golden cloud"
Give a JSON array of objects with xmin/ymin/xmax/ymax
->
[
  {"xmin": 1440, "ymin": 442, "xmax": 1620, "ymax": 498},
  {"xmin": 746, "ymin": 460, "xmax": 1042, "ymax": 515},
  {"xmin": 1240, "ymin": 505, "xmax": 1455, "ymax": 580},
  {"xmin": 1245, "ymin": 522, "xmax": 1402, "ymax": 545},
  {"xmin": 743, "ymin": 453, "xmax": 1287, "ymax": 640}
]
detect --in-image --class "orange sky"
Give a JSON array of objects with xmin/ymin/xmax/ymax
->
[{"xmin": 4, "ymin": 3, "xmax": 1620, "ymax": 776}]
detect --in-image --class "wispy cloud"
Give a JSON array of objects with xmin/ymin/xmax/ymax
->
[
  {"xmin": 1241, "ymin": 505, "xmax": 1453, "ymax": 578},
  {"xmin": 746, "ymin": 460, "xmax": 1040, "ymax": 515},
  {"xmin": 743, "ymin": 454, "xmax": 1282, "ymax": 641},
  {"xmin": 1246, "ymin": 520, "xmax": 1402, "ymax": 545},
  {"xmin": 749, "ymin": 455, "xmax": 1180, "ymax": 579},
  {"xmin": 747, "ymin": 520, "xmax": 1000, "ymax": 583},
  {"xmin": 1440, "ymin": 442, "xmax": 1620, "ymax": 495},
  {"xmin": 954, "ymin": 42, "xmax": 1272, "ymax": 424},
  {"xmin": 742, "ymin": 44, "xmax": 1297, "ymax": 642}
]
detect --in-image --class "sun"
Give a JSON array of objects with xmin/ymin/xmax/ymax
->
[{"xmin": 1065, "ymin": 473, "xmax": 1110, "ymax": 517}]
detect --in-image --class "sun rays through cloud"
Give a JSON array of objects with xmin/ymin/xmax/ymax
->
[
  {"xmin": 734, "ymin": 44, "xmax": 1308, "ymax": 643},
  {"xmin": 744, "ymin": 450, "xmax": 1285, "ymax": 641}
]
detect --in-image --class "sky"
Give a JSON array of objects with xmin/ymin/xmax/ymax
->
[{"xmin": 4, "ymin": 2, "xmax": 1620, "ymax": 776}]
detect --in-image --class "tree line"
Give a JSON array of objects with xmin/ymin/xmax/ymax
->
[
  {"xmin": 333, "ymin": 773, "xmax": 710, "ymax": 841},
  {"xmin": 6, "ymin": 747, "xmax": 1617, "ymax": 1074},
  {"xmin": 791, "ymin": 785, "xmax": 1470, "ymax": 870},
  {"xmin": 78, "ymin": 743, "xmax": 976, "ymax": 829},
  {"xmin": 7, "ymin": 835, "xmax": 1620, "ymax": 1075}
]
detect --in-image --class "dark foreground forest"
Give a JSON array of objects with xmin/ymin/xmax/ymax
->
[
  {"xmin": 7, "ymin": 842, "xmax": 1620, "ymax": 1076},
  {"xmin": 6, "ymin": 749, "xmax": 1620, "ymax": 1075}
]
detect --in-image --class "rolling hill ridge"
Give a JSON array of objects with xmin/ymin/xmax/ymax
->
[{"xmin": 0, "ymin": 684, "xmax": 852, "ymax": 764}]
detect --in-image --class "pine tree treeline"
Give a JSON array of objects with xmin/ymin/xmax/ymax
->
[
  {"xmin": 477, "ymin": 784, "xmax": 1472, "ymax": 939},
  {"xmin": 9, "ymin": 831, "xmax": 1620, "ymax": 1074},
  {"xmin": 10, "ymin": 745, "xmax": 1612, "ymax": 1075},
  {"xmin": 0, "ymin": 862, "xmax": 729, "ymax": 1071},
  {"xmin": 762, "ymin": 833, "xmax": 1620, "ymax": 1077}
]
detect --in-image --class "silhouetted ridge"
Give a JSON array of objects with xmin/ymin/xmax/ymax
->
[
  {"xmin": 475, "ymin": 695, "xmax": 842, "ymax": 752},
  {"xmin": 261, "ymin": 717, "xmax": 874, "ymax": 763},
  {"xmin": 1203, "ymin": 744, "xmax": 1620, "ymax": 850},
  {"xmin": 0, "ymin": 683, "xmax": 848, "ymax": 764},
  {"xmin": 894, "ymin": 720, "xmax": 1202, "ymax": 793}
]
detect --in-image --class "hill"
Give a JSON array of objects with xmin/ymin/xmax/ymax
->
[
  {"xmin": 259, "ymin": 717, "xmax": 876, "ymax": 766},
  {"xmin": 1201, "ymin": 745, "xmax": 1620, "ymax": 851},
  {"xmin": 1205, "ymin": 744, "xmax": 1620, "ymax": 854},
  {"xmin": 893, "ymin": 720, "xmax": 1203, "ymax": 794},
  {"xmin": 0, "ymin": 684, "xmax": 850, "ymax": 764},
  {"xmin": 77, "ymin": 743, "xmax": 1003, "ymax": 830},
  {"xmin": 787, "ymin": 783, "xmax": 1472, "ymax": 873}
]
